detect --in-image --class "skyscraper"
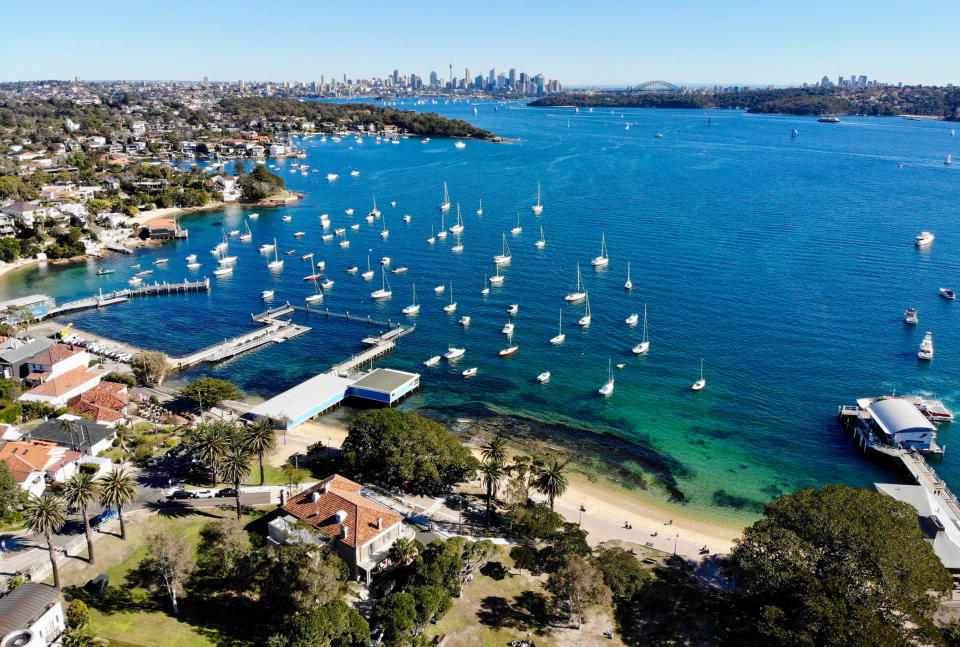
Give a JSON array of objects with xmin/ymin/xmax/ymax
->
[
  {"xmin": 429, "ymin": 70, "xmax": 438, "ymax": 86},
  {"xmin": 488, "ymin": 69, "xmax": 495, "ymax": 87},
  {"xmin": 393, "ymin": 69, "xmax": 399, "ymax": 84},
  {"xmin": 508, "ymin": 68, "xmax": 516, "ymax": 88},
  {"xmin": 449, "ymin": 63, "xmax": 453, "ymax": 85},
  {"xmin": 465, "ymin": 67, "xmax": 472, "ymax": 88}
]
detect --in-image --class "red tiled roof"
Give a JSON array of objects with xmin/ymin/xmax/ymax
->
[
  {"xmin": 22, "ymin": 366, "xmax": 99, "ymax": 398},
  {"xmin": 282, "ymin": 474, "xmax": 403, "ymax": 548},
  {"xmin": 146, "ymin": 218, "xmax": 177, "ymax": 229},
  {"xmin": 68, "ymin": 382, "xmax": 127, "ymax": 423},
  {"xmin": 27, "ymin": 343, "xmax": 85, "ymax": 367},
  {"xmin": 2, "ymin": 453, "xmax": 36, "ymax": 483},
  {"xmin": 0, "ymin": 440, "xmax": 63, "ymax": 472}
]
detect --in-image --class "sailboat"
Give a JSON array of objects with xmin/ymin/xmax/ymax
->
[
  {"xmin": 303, "ymin": 254, "xmax": 323, "ymax": 282},
  {"xmin": 632, "ymin": 305, "xmax": 650, "ymax": 354},
  {"xmin": 493, "ymin": 233, "xmax": 512, "ymax": 264},
  {"xmin": 305, "ymin": 257, "xmax": 324, "ymax": 304},
  {"xmin": 402, "ymin": 283, "xmax": 420, "ymax": 314},
  {"xmin": 215, "ymin": 228, "xmax": 229, "ymax": 252},
  {"xmin": 437, "ymin": 211, "xmax": 448, "ymax": 239},
  {"xmin": 691, "ymin": 359, "xmax": 706, "ymax": 390},
  {"xmin": 550, "ymin": 309, "xmax": 566, "ymax": 344},
  {"xmin": 511, "ymin": 212, "xmax": 522, "ymax": 235},
  {"xmin": 565, "ymin": 264, "xmax": 587, "ymax": 301},
  {"xmin": 369, "ymin": 196, "xmax": 381, "ymax": 218},
  {"xmin": 502, "ymin": 319, "xmax": 515, "ymax": 335},
  {"xmin": 947, "ymin": 154, "xmax": 953, "ymax": 166},
  {"xmin": 362, "ymin": 256, "xmax": 374, "ymax": 280},
  {"xmin": 579, "ymin": 292, "xmax": 592, "ymax": 326},
  {"xmin": 535, "ymin": 226, "xmax": 546, "ymax": 249},
  {"xmin": 481, "ymin": 274, "xmax": 490, "ymax": 295},
  {"xmin": 598, "ymin": 359, "xmax": 614, "ymax": 396},
  {"xmin": 217, "ymin": 248, "xmax": 238, "ymax": 266},
  {"xmin": 489, "ymin": 263, "xmax": 504, "ymax": 285},
  {"xmin": 624, "ymin": 261, "xmax": 633, "ymax": 290},
  {"xmin": 371, "ymin": 266, "xmax": 392, "ymax": 299},
  {"xmin": 267, "ymin": 239, "xmax": 283, "ymax": 269},
  {"xmin": 240, "ymin": 219, "xmax": 252, "ymax": 242},
  {"xmin": 449, "ymin": 204, "xmax": 464, "ymax": 234},
  {"xmin": 380, "ymin": 216, "xmax": 389, "ymax": 239},
  {"xmin": 476, "ymin": 199, "xmax": 483, "ymax": 216},
  {"xmin": 439, "ymin": 181, "xmax": 451, "ymax": 212},
  {"xmin": 531, "ymin": 182, "xmax": 543, "ymax": 215},
  {"xmin": 428, "ymin": 225, "xmax": 436, "ymax": 245},
  {"xmin": 443, "ymin": 283, "xmax": 457, "ymax": 313},
  {"xmin": 591, "ymin": 233, "xmax": 609, "ymax": 267},
  {"xmin": 451, "ymin": 234, "xmax": 464, "ymax": 252}
]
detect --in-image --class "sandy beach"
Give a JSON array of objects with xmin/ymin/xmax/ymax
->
[{"xmin": 269, "ymin": 409, "xmax": 742, "ymax": 557}]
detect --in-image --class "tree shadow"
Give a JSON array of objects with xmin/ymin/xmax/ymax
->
[
  {"xmin": 477, "ymin": 590, "xmax": 555, "ymax": 636},
  {"xmin": 480, "ymin": 560, "xmax": 509, "ymax": 581},
  {"xmin": 141, "ymin": 500, "xmax": 225, "ymax": 519}
]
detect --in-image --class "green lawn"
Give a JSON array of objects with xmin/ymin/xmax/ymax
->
[{"xmin": 57, "ymin": 509, "xmax": 262, "ymax": 647}]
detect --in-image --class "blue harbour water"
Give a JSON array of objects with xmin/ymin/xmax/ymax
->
[{"xmin": 4, "ymin": 102, "xmax": 960, "ymax": 524}]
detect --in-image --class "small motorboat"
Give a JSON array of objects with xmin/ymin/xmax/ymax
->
[
  {"xmin": 294, "ymin": 231, "xmax": 306, "ymax": 237},
  {"xmin": 350, "ymin": 224, "xmax": 360, "ymax": 230},
  {"xmin": 498, "ymin": 346, "xmax": 519, "ymax": 357},
  {"xmin": 904, "ymin": 308, "xmax": 919, "ymax": 324},
  {"xmin": 281, "ymin": 216, "xmax": 292, "ymax": 222},
  {"xmin": 345, "ymin": 266, "xmax": 358, "ymax": 273},
  {"xmin": 444, "ymin": 347, "xmax": 465, "ymax": 360},
  {"xmin": 187, "ymin": 262, "xmax": 201, "ymax": 269},
  {"xmin": 321, "ymin": 279, "xmax": 334, "ymax": 289},
  {"xmin": 214, "ymin": 266, "xmax": 233, "ymax": 277},
  {"xmin": 403, "ymin": 215, "xmax": 411, "ymax": 223},
  {"xmin": 350, "ymin": 170, "xmax": 360, "ymax": 176},
  {"xmin": 434, "ymin": 285, "xmax": 445, "ymax": 294},
  {"xmin": 345, "ymin": 208, "xmax": 354, "ymax": 215},
  {"xmin": 127, "ymin": 277, "xmax": 143, "ymax": 286},
  {"xmin": 248, "ymin": 213, "xmax": 259, "ymax": 219},
  {"xmin": 96, "ymin": 268, "xmax": 115, "ymax": 275},
  {"xmin": 424, "ymin": 356, "xmax": 441, "ymax": 367},
  {"xmin": 326, "ymin": 173, "xmax": 339, "ymax": 180},
  {"xmin": 260, "ymin": 290, "xmax": 274, "ymax": 300},
  {"xmin": 916, "ymin": 231, "xmax": 935, "ymax": 247},
  {"xmin": 502, "ymin": 321, "xmax": 515, "ymax": 335},
  {"xmin": 462, "ymin": 367, "xmax": 477, "ymax": 377},
  {"xmin": 380, "ymin": 257, "xmax": 391, "ymax": 266},
  {"xmin": 625, "ymin": 313, "xmax": 639, "ymax": 326},
  {"xmin": 459, "ymin": 316, "xmax": 470, "ymax": 326},
  {"xmin": 940, "ymin": 288, "xmax": 956, "ymax": 300},
  {"xmin": 537, "ymin": 372, "xmax": 550, "ymax": 383},
  {"xmin": 185, "ymin": 254, "xmax": 197, "ymax": 262},
  {"xmin": 918, "ymin": 331, "xmax": 934, "ymax": 360},
  {"xmin": 507, "ymin": 304, "xmax": 519, "ymax": 315},
  {"xmin": 228, "ymin": 229, "xmax": 240, "ymax": 237},
  {"xmin": 339, "ymin": 240, "xmax": 350, "ymax": 248},
  {"xmin": 391, "ymin": 267, "xmax": 408, "ymax": 274},
  {"xmin": 135, "ymin": 269, "xmax": 153, "ymax": 277},
  {"xmin": 153, "ymin": 258, "xmax": 169, "ymax": 265},
  {"xmin": 322, "ymin": 234, "xmax": 334, "ymax": 241}
]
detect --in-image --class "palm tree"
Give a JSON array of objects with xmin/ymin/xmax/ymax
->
[
  {"xmin": 59, "ymin": 417, "xmax": 79, "ymax": 444},
  {"xmin": 23, "ymin": 494, "xmax": 67, "ymax": 589},
  {"xmin": 388, "ymin": 537, "xmax": 418, "ymax": 566},
  {"xmin": 244, "ymin": 418, "xmax": 276, "ymax": 486},
  {"xmin": 481, "ymin": 435, "xmax": 509, "ymax": 465},
  {"xmin": 220, "ymin": 448, "xmax": 251, "ymax": 519},
  {"xmin": 534, "ymin": 458, "xmax": 569, "ymax": 510},
  {"xmin": 478, "ymin": 459, "xmax": 505, "ymax": 526},
  {"xmin": 63, "ymin": 472, "xmax": 99, "ymax": 564},
  {"xmin": 98, "ymin": 468, "xmax": 137, "ymax": 540},
  {"xmin": 194, "ymin": 423, "xmax": 230, "ymax": 486}
]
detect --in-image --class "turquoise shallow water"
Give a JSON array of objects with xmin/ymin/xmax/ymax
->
[{"xmin": 4, "ymin": 102, "xmax": 960, "ymax": 523}]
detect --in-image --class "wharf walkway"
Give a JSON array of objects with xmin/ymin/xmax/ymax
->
[
  {"xmin": 43, "ymin": 279, "xmax": 210, "ymax": 318},
  {"xmin": 290, "ymin": 304, "xmax": 394, "ymax": 328},
  {"xmin": 838, "ymin": 406, "xmax": 960, "ymax": 519},
  {"xmin": 328, "ymin": 324, "xmax": 414, "ymax": 375}
]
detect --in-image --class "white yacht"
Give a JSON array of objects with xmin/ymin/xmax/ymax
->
[
  {"xmin": 350, "ymin": 170, "xmax": 360, "ymax": 176},
  {"xmin": 511, "ymin": 212, "xmax": 523, "ymax": 235},
  {"xmin": 591, "ymin": 233, "xmax": 609, "ymax": 267},
  {"xmin": 476, "ymin": 199, "xmax": 483, "ymax": 216},
  {"xmin": 535, "ymin": 226, "xmax": 545, "ymax": 249},
  {"xmin": 326, "ymin": 173, "xmax": 339, "ymax": 181},
  {"xmin": 434, "ymin": 284, "xmax": 445, "ymax": 294},
  {"xmin": 459, "ymin": 316, "xmax": 471, "ymax": 326},
  {"xmin": 493, "ymin": 233, "xmax": 512, "ymax": 265},
  {"xmin": 403, "ymin": 283, "xmax": 420, "ymax": 315},
  {"xmin": 625, "ymin": 313, "xmax": 639, "ymax": 326},
  {"xmin": 371, "ymin": 266, "xmax": 392, "ymax": 299},
  {"xmin": 267, "ymin": 239, "xmax": 284, "ymax": 270},
  {"xmin": 579, "ymin": 292, "xmax": 592, "ymax": 327},
  {"xmin": 550, "ymin": 309, "xmax": 566, "ymax": 344},
  {"xmin": 380, "ymin": 256, "xmax": 390, "ymax": 266},
  {"xmin": 240, "ymin": 220, "xmax": 252, "ymax": 242},
  {"xmin": 451, "ymin": 236, "xmax": 464, "ymax": 253},
  {"xmin": 537, "ymin": 372, "xmax": 550, "ymax": 383},
  {"xmin": 481, "ymin": 274, "xmax": 490, "ymax": 296},
  {"xmin": 259, "ymin": 241, "xmax": 275, "ymax": 253},
  {"xmin": 565, "ymin": 264, "xmax": 587, "ymax": 301},
  {"xmin": 444, "ymin": 346, "xmax": 465, "ymax": 360},
  {"xmin": 260, "ymin": 290, "xmax": 274, "ymax": 300},
  {"xmin": 598, "ymin": 359, "xmax": 614, "ymax": 396},
  {"xmin": 449, "ymin": 204, "xmax": 464, "ymax": 234},
  {"xmin": 632, "ymin": 305, "xmax": 650, "ymax": 354},
  {"xmin": 915, "ymin": 231, "xmax": 935, "ymax": 246},
  {"xmin": 455, "ymin": 141, "xmax": 467, "ymax": 150},
  {"xmin": 187, "ymin": 262, "xmax": 201, "ymax": 270},
  {"xmin": 904, "ymin": 308, "xmax": 919, "ymax": 324},
  {"xmin": 624, "ymin": 261, "xmax": 633, "ymax": 290},
  {"xmin": 369, "ymin": 196, "xmax": 381, "ymax": 218},
  {"xmin": 531, "ymin": 182, "xmax": 544, "ymax": 215},
  {"xmin": 424, "ymin": 356, "xmax": 440, "ymax": 367},
  {"xmin": 185, "ymin": 253, "xmax": 197, "ymax": 263},
  {"xmin": 502, "ymin": 320, "xmax": 515, "ymax": 335},
  {"xmin": 214, "ymin": 266, "xmax": 233, "ymax": 277},
  {"xmin": 345, "ymin": 208, "xmax": 354, "ymax": 215},
  {"xmin": 918, "ymin": 331, "xmax": 934, "ymax": 360},
  {"xmin": 428, "ymin": 225, "xmax": 436, "ymax": 245},
  {"xmin": 692, "ymin": 358, "xmax": 706, "ymax": 390},
  {"xmin": 489, "ymin": 264, "xmax": 504, "ymax": 285},
  {"xmin": 437, "ymin": 211, "xmax": 448, "ymax": 240},
  {"xmin": 443, "ymin": 284, "xmax": 457, "ymax": 313},
  {"xmin": 507, "ymin": 304, "xmax": 519, "ymax": 315},
  {"xmin": 439, "ymin": 182, "xmax": 451, "ymax": 212}
]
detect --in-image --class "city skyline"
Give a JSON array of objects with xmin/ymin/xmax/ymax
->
[{"xmin": 2, "ymin": 0, "xmax": 958, "ymax": 87}]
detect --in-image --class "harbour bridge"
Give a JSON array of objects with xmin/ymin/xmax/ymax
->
[{"xmin": 626, "ymin": 81, "xmax": 681, "ymax": 93}]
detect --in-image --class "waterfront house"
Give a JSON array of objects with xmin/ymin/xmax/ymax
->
[
  {"xmin": 0, "ymin": 213, "xmax": 16, "ymax": 236},
  {"xmin": 1, "ymin": 201, "xmax": 46, "ymax": 228},
  {"xmin": 0, "ymin": 583, "xmax": 65, "ymax": 646},
  {"xmin": 25, "ymin": 416, "xmax": 119, "ymax": 455},
  {"xmin": 0, "ymin": 336, "xmax": 55, "ymax": 379},
  {"xmin": 268, "ymin": 474, "xmax": 412, "ymax": 583},
  {"xmin": 17, "ymin": 365, "xmax": 102, "ymax": 407},
  {"xmin": 24, "ymin": 343, "xmax": 91, "ymax": 385},
  {"xmin": 142, "ymin": 217, "xmax": 185, "ymax": 239},
  {"xmin": 214, "ymin": 175, "xmax": 241, "ymax": 202},
  {"xmin": 0, "ymin": 439, "xmax": 83, "ymax": 495}
]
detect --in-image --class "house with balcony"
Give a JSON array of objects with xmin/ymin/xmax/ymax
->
[
  {"xmin": 1, "ymin": 201, "xmax": 46, "ymax": 228},
  {"xmin": 18, "ymin": 365, "xmax": 102, "ymax": 407},
  {"xmin": 267, "ymin": 474, "xmax": 413, "ymax": 583},
  {"xmin": 24, "ymin": 343, "xmax": 90, "ymax": 385}
]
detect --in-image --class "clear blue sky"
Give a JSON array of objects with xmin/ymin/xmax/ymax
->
[{"xmin": 3, "ymin": 0, "xmax": 957, "ymax": 86}]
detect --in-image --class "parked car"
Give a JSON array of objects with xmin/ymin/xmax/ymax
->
[
  {"xmin": 215, "ymin": 488, "xmax": 237, "ymax": 498},
  {"xmin": 91, "ymin": 509, "xmax": 117, "ymax": 525},
  {"xmin": 167, "ymin": 489, "xmax": 196, "ymax": 500},
  {"xmin": 193, "ymin": 489, "xmax": 215, "ymax": 499}
]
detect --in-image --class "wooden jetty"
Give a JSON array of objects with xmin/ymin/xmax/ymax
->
[
  {"xmin": 329, "ymin": 325, "xmax": 415, "ymax": 375},
  {"xmin": 42, "ymin": 279, "xmax": 210, "ymax": 318}
]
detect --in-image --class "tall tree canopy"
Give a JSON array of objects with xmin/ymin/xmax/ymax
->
[
  {"xmin": 339, "ymin": 410, "xmax": 478, "ymax": 494},
  {"xmin": 727, "ymin": 484, "xmax": 951, "ymax": 647}
]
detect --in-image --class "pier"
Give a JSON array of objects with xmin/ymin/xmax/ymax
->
[
  {"xmin": 42, "ymin": 279, "xmax": 210, "ymax": 318},
  {"xmin": 838, "ymin": 405, "xmax": 960, "ymax": 519},
  {"xmin": 330, "ymin": 325, "xmax": 415, "ymax": 375}
]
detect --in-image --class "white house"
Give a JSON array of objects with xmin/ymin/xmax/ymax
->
[
  {"xmin": 18, "ymin": 366, "xmax": 102, "ymax": 407},
  {"xmin": 1, "ymin": 201, "xmax": 46, "ymax": 228},
  {"xmin": 0, "ymin": 440, "xmax": 83, "ymax": 496},
  {"xmin": 214, "ymin": 175, "xmax": 241, "ymax": 202},
  {"xmin": 269, "ymin": 143, "xmax": 286, "ymax": 156},
  {"xmin": 24, "ymin": 343, "xmax": 91, "ymax": 384},
  {"xmin": 0, "ymin": 583, "xmax": 66, "ymax": 646}
]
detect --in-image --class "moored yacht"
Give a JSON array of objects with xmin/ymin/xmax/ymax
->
[
  {"xmin": 904, "ymin": 308, "xmax": 919, "ymax": 324},
  {"xmin": 916, "ymin": 231, "xmax": 935, "ymax": 246},
  {"xmin": 918, "ymin": 331, "xmax": 934, "ymax": 360},
  {"xmin": 591, "ymin": 233, "xmax": 609, "ymax": 267},
  {"xmin": 940, "ymin": 287, "xmax": 955, "ymax": 300}
]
